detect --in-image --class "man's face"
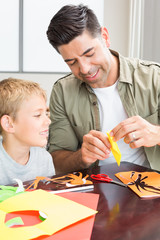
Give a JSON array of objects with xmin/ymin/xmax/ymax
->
[{"xmin": 58, "ymin": 30, "xmax": 114, "ymax": 88}]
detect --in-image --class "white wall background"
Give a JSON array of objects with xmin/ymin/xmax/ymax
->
[
  {"xmin": 1, "ymin": 0, "xmax": 159, "ymax": 104},
  {"xmin": 142, "ymin": 0, "xmax": 160, "ymax": 62},
  {"xmin": 0, "ymin": 0, "xmax": 131, "ymax": 104},
  {"xmin": 0, "ymin": 0, "xmax": 19, "ymax": 71},
  {"xmin": 23, "ymin": 0, "xmax": 104, "ymax": 72}
]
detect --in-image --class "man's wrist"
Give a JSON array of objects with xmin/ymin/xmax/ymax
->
[
  {"xmin": 80, "ymin": 149, "xmax": 95, "ymax": 169},
  {"xmin": 156, "ymin": 126, "xmax": 160, "ymax": 145}
]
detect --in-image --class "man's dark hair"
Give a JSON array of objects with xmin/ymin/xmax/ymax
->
[{"xmin": 46, "ymin": 4, "xmax": 101, "ymax": 53}]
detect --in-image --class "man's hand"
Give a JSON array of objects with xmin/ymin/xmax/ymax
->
[
  {"xmin": 51, "ymin": 130, "xmax": 111, "ymax": 174},
  {"xmin": 81, "ymin": 130, "xmax": 111, "ymax": 165},
  {"xmin": 110, "ymin": 116, "xmax": 160, "ymax": 148}
]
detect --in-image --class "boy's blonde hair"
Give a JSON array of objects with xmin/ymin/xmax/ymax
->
[{"xmin": 0, "ymin": 78, "xmax": 47, "ymax": 134}]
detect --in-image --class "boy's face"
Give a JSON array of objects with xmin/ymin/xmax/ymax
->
[{"xmin": 12, "ymin": 94, "xmax": 51, "ymax": 147}]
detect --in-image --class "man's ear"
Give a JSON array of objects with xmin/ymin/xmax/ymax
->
[
  {"xmin": 1, "ymin": 115, "xmax": 14, "ymax": 133},
  {"xmin": 101, "ymin": 27, "xmax": 110, "ymax": 48}
]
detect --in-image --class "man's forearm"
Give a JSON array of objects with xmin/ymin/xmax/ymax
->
[{"xmin": 51, "ymin": 149, "xmax": 91, "ymax": 174}]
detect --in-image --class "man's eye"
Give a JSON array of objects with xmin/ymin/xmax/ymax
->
[
  {"xmin": 69, "ymin": 60, "xmax": 76, "ymax": 66},
  {"xmin": 34, "ymin": 114, "xmax": 41, "ymax": 117},
  {"xmin": 86, "ymin": 53, "xmax": 95, "ymax": 57}
]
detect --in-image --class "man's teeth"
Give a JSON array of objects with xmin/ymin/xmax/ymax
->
[{"xmin": 90, "ymin": 71, "xmax": 97, "ymax": 78}]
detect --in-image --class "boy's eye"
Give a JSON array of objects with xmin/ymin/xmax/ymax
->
[
  {"xmin": 46, "ymin": 111, "xmax": 50, "ymax": 117},
  {"xmin": 34, "ymin": 114, "xmax": 41, "ymax": 117}
]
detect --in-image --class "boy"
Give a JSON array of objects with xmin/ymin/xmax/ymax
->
[{"xmin": 0, "ymin": 78, "xmax": 55, "ymax": 185}]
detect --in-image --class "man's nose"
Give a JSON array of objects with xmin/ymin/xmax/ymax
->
[{"xmin": 79, "ymin": 59, "xmax": 90, "ymax": 75}]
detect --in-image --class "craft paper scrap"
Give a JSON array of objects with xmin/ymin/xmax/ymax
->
[
  {"xmin": 0, "ymin": 189, "xmax": 97, "ymax": 240},
  {"xmin": 115, "ymin": 171, "xmax": 160, "ymax": 198},
  {"xmin": 5, "ymin": 217, "xmax": 24, "ymax": 227},
  {"xmin": 25, "ymin": 172, "xmax": 93, "ymax": 191},
  {"xmin": 0, "ymin": 185, "xmax": 24, "ymax": 203},
  {"xmin": 107, "ymin": 131, "xmax": 121, "ymax": 166}
]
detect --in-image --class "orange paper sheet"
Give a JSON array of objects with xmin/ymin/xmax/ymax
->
[
  {"xmin": 115, "ymin": 171, "xmax": 160, "ymax": 198},
  {"xmin": 0, "ymin": 190, "xmax": 97, "ymax": 239}
]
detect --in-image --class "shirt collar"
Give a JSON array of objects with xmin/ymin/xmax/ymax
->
[{"xmin": 112, "ymin": 50, "xmax": 133, "ymax": 85}]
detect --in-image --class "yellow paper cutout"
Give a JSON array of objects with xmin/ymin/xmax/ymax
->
[
  {"xmin": 0, "ymin": 189, "xmax": 97, "ymax": 240},
  {"xmin": 107, "ymin": 131, "xmax": 121, "ymax": 166}
]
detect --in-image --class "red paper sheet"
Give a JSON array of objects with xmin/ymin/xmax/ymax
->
[{"xmin": 5, "ymin": 192, "xmax": 99, "ymax": 240}]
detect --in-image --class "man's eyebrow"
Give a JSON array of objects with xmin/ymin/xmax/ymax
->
[
  {"xmin": 65, "ymin": 58, "xmax": 75, "ymax": 63},
  {"xmin": 81, "ymin": 47, "xmax": 94, "ymax": 56},
  {"xmin": 64, "ymin": 47, "xmax": 94, "ymax": 63}
]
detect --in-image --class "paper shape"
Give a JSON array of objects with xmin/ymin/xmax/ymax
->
[
  {"xmin": 0, "ymin": 185, "xmax": 24, "ymax": 203},
  {"xmin": 25, "ymin": 172, "xmax": 93, "ymax": 191},
  {"xmin": 0, "ymin": 189, "xmax": 97, "ymax": 240},
  {"xmin": 5, "ymin": 192, "xmax": 99, "ymax": 240},
  {"xmin": 107, "ymin": 131, "xmax": 121, "ymax": 166},
  {"xmin": 115, "ymin": 171, "xmax": 160, "ymax": 198},
  {"xmin": 13, "ymin": 178, "xmax": 24, "ymax": 193},
  {"xmin": 5, "ymin": 217, "xmax": 24, "ymax": 227}
]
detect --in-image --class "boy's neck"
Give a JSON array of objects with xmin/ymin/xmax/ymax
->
[{"xmin": 2, "ymin": 138, "xmax": 30, "ymax": 165}]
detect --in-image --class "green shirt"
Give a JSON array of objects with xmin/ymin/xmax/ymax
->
[{"xmin": 49, "ymin": 51, "xmax": 160, "ymax": 170}]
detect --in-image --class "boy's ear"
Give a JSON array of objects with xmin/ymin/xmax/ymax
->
[
  {"xmin": 101, "ymin": 27, "xmax": 110, "ymax": 48},
  {"xmin": 1, "ymin": 115, "xmax": 14, "ymax": 133}
]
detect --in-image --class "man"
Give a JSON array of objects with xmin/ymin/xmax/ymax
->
[{"xmin": 46, "ymin": 4, "xmax": 160, "ymax": 174}]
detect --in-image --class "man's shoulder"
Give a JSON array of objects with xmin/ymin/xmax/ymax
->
[
  {"xmin": 53, "ymin": 73, "xmax": 83, "ymax": 93},
  {"xmin": 120, "ymin": 53, "xmax": 160, "ymax": 71},
  {"xmin": 137, "ymin": 59, "xmax": 160, "ymax": 70},
  {"xmin": 54, "ymin": 73, "xmax": 80, "ymax": 85}
]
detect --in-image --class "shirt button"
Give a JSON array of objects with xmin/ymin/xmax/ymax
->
[{"xmin": 93, "ymin": 101, "xmax": 97, "ymax": 105}]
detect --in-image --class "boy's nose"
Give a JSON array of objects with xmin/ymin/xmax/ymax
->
[{"xmin": 47, "ymin": 117, "xmax": 51, "ymax": 125}]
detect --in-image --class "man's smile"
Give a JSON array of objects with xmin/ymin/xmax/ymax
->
[{"xmin": 83, "ymin": 69, "xmax": 99, "ymax": 80}]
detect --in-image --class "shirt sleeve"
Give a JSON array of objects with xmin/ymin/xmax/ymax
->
[{"xmin": 48, "ymin": 82, "xmax": 79, "ymax": 153}]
